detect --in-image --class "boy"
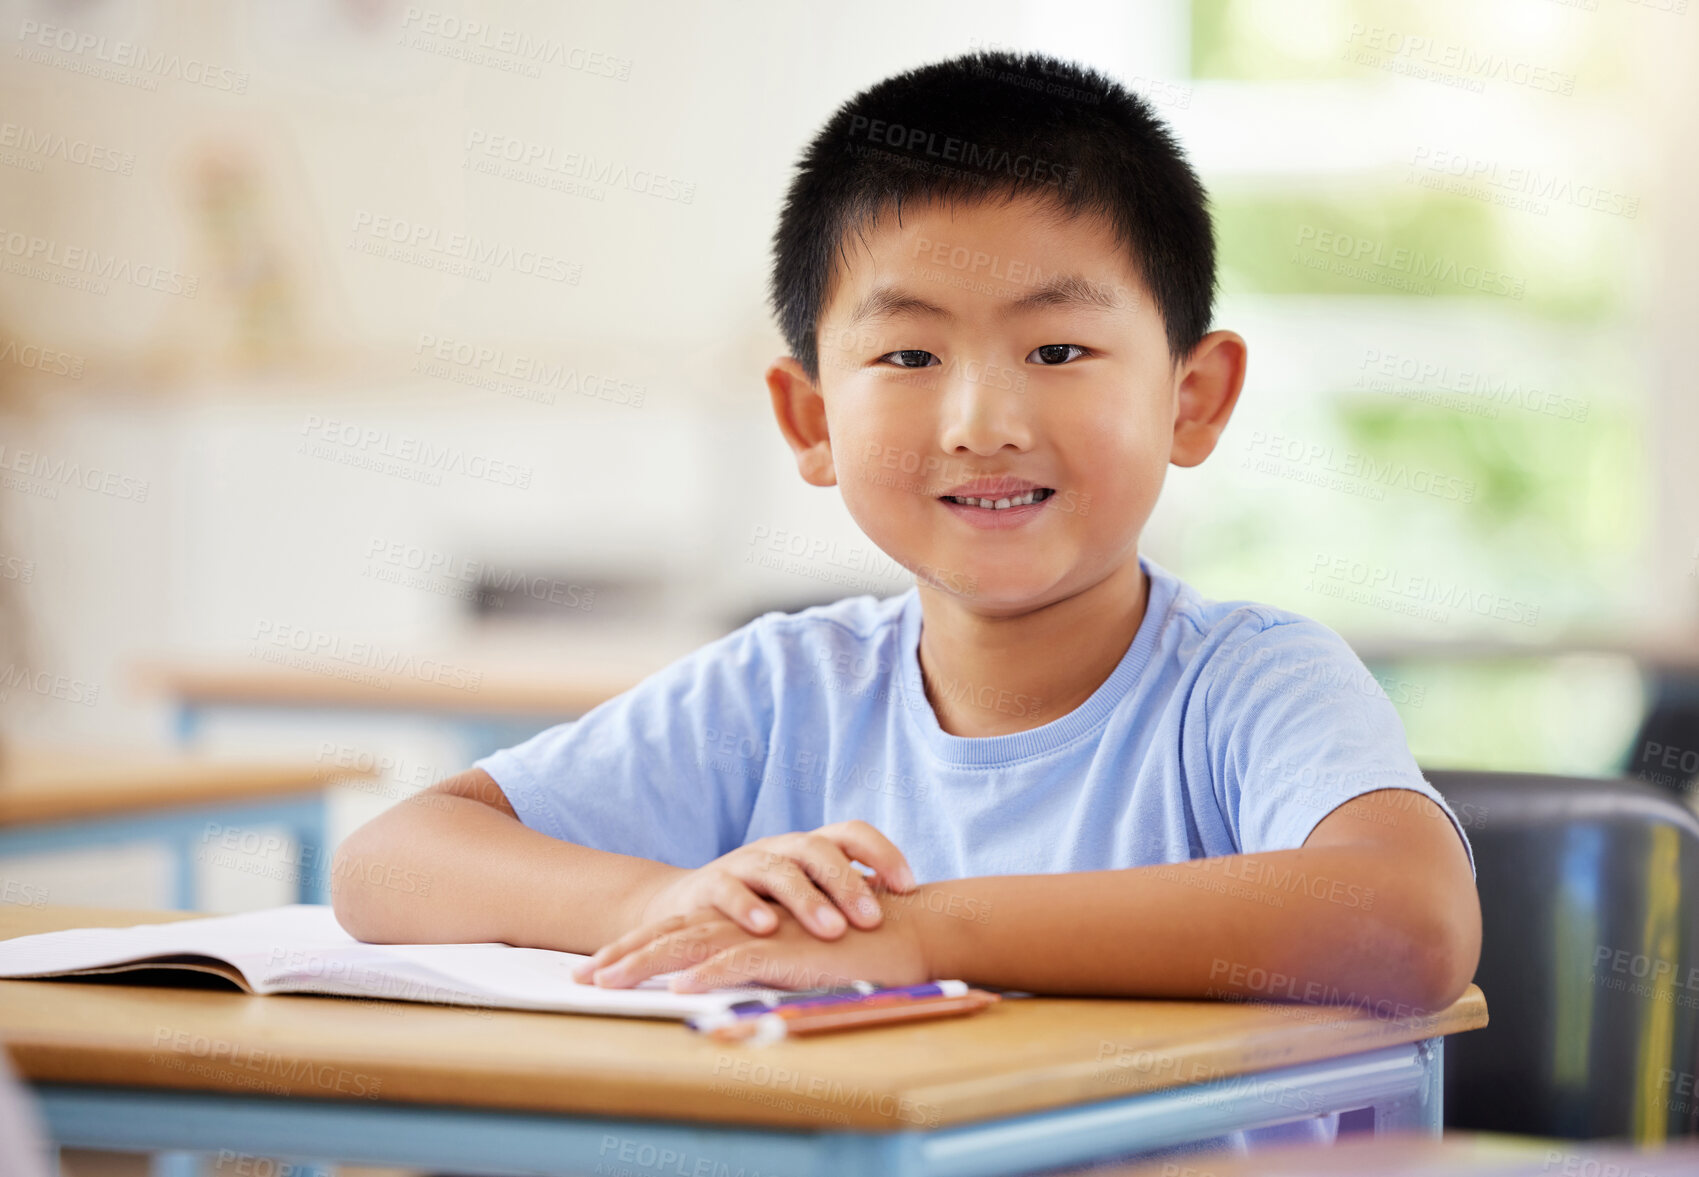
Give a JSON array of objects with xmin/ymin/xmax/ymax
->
[{"xmin": 334, "ymin": 46, "xmax": 1477, "ymax": 1059}]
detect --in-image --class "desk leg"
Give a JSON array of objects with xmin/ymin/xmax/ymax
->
[
  {"xmin": 459, "ymin": 717, "xmax": 553, "ymax": 764},
  {"xmin": 1370, "ymin": 1037, "xmax": 1443, "ymax": 1134},
  {"xmin": 150, "ymin": 1152, "xmax": 203, "ymax": 1177},
  {"xmin": 170, "ymin": 834, "xmax": 198, "ymax": 911},
  {"xmin": 296, "ymin": 806, "xmax": 332, "ymax": 906},
  {"xmin": 0, "ymin": 795, "xmax": 331, "ymax": 913},
  {"xmin": 173, "ymin": 704, "xmax": 203, "ymax": 747}
]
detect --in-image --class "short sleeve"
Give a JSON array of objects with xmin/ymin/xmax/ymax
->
[
  {"xmin": 471, "ymin": 618, "xmax": 775, "ymax": 869},
  {"xmin": 1200, "ymin": 612, "xmax": 1475, "ymax": 877}
]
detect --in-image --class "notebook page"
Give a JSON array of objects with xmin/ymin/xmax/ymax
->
[
  {"xmin": 0, "ymin": 905, "xmax": 351, "ymax": 987},
  {"xmin": 348, "ymin": 941, "xmax": 779, "ymax": 1017},
  {"xmin": 0, "ymin": 905, "xmax": 790, "ymax": 1019}
]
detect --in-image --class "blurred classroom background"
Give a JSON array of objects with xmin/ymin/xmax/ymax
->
[{"xmin": 0, "ymin": 0, "xmax": 1695, "ymax": 919}]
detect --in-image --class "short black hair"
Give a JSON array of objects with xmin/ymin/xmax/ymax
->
[{"xmin": 768, "ymin": 49, "xmax": 1216, "ymax": 385}]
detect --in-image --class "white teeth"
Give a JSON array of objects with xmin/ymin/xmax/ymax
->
[{"xmin": 945, "ymin": 489, "xmax": 1050, "ymax": 510}]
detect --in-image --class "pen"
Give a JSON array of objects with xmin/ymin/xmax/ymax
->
[
  {"xmin": 722, "ymin": 982, "xmax": 877, "ymax": 1014},
  {"xmin": 710, "ymin": 990, "xmax": 1000, "ymax": 1044},
  {"xmin": 690, "ymin": 980, "xmax": 972, "ymax": 1033},
  {"xmin": 726, "ymin": 979, "xmax": 968, "ymax": 1018}
]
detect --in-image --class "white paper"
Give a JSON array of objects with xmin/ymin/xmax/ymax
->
[{"xmin": 0, "ymin": 905, "xmax": 782, "ymax": 1019}]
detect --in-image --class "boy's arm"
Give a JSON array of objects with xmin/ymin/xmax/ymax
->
[
  {"xmin": 914, "ymin": 787, "xmax": 1480, "ymax": 1012},
  {"xmin": 330, "ymin": 768, "xmax": 685, "ymax": 953},
  {"xmin": 604, "ymin": 787, "xmax": 1479, "ymax": 1014},
  {"xmin": 332, "ymin": 769, "xmax": 919, "ymax": 953}
]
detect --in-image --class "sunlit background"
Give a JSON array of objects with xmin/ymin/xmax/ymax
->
[{"xmin": 1, "ymin": 0, "xmax": 1695, "ymax": 915}]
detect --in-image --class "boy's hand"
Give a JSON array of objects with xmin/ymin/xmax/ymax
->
[
  {"xmin": 574, "ymin": 897, "xmax": 931, "ymax": 993},
  {"xmin": 624, "ymin": 821, "xmax": 917, "ymax": 946}
]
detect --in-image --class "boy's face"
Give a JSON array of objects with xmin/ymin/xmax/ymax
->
[{"xmin": 768, "ymin": 193, "xmax": 1243, "ymax": 615}]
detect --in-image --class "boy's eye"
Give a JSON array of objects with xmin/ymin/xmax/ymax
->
[
  {"xmin": 877, "ymin": 345, "xmax": 1091, "ymax": 368},
  {"xmin": 1028, "ymin": 344, "xmax": 1090, "ymax": 365},
  {"xmin": 878, "ymin": 349, "xmax": 939, "ymax": 369}
]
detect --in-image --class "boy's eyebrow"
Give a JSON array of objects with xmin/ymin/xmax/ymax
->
[{"xmin": 843, "ymin": 273, "xmax": 1128, "ymax": 329}]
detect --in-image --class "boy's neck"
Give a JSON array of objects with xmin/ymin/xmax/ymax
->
[{"xmin": 913, "ymin": 557, "xmax": 1150, "ymax": 739}]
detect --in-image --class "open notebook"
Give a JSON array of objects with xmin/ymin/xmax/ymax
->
[{"xmin": 0, "ymin": 905, "xmax": 785, "ymax": 1019}]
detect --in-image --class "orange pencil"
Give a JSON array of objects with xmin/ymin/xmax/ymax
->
[{"xmin": 710, "ymin": 989, "xmax": 1000, "ymax": 1044}]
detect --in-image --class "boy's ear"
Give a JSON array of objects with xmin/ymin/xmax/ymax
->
[
  {"xmin": 1171, "ymin": 329, "xmax": 1248, "ymax": 468},
  {"xmin": 765, "ymin": 355, "xmax": 838, "ymax": 487}
]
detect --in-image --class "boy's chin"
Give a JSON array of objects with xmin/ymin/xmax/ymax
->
[{"xmin": 914, "ymin": 575, "xmax": 1064, "ymax": 612}]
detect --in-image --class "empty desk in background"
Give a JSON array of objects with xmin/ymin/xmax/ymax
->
[
  {"xmin": 0, "ymin": 749, "xmax": 372, "ymax": 908},
  {"xmin": 1, "ymin": 905, "xmax": 1490, "ymax": 1177},
  {"xmin": 135, "ymin": 648, "xmax": 686, "ymax": 762}
]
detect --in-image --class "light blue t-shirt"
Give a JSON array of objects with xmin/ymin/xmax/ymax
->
[
  {"xmin": 477, "ymin": 554, "xmax": 1473, "ymax": 883},
  {"xmin": 474, "ymin": 553, "xmax": 1474, "ymax": 1153}
]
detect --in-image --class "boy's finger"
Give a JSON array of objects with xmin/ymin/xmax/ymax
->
[
  {"xmin": 672, "ymin": 943, "xmax": 855, "ymax": 994},
  {"xmin": 788, "ymin": 841, "xmax": 883, "ymax": 929},
  {"xmin": 592, "ymin": 922, "xmax": 736, "ymax": 989},
  {"xmin": 574, "ymin": 913, "xmax": 685, "ymax": 978},
  {"xmin": 712, "ymin": 876, "xmax": 778, "ymax": 934},
  {"xmin": 817, "ymin": 821, "xmax": 917, "ymax": 891},
  {"xmin": 668, "ymin": 947, "xmax": 757, "ymax": 993},
  {"xmin": 745, "ymin": 856, "xmax": 847, "ymax": 939},
  {"xmin": 570, "ymin": 912, "xmax": 690, "ymax": 981}
]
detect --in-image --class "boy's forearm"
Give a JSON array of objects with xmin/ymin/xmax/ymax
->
[
  {"xmin": 903, "ymin": 846, "xmax": 1474, "ymax": 1013},
  {"xmin": 330, "ymin": 794, "xmax": 685, "ymax": 953}
]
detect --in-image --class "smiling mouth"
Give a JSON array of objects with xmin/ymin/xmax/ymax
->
[{"xmin": 940, "ymin": 488, "xmax": 1056, "ymax": 510}]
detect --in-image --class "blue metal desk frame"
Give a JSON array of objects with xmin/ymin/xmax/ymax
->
[
  {"xmin": 30, "ymin": 1038, "xmax": 1443, "ymax": 1177},
  {"xmin": 0, "ymin": 794, "xmax": 331, "ymax": 910}
]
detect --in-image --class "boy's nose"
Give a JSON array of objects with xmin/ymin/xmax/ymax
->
[{"xmin": 935, "ymin": 360, "xmax": 1034, "ymax": 456}]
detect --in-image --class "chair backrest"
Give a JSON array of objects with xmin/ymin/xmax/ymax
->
[
  {"xmin": 1624, "ymin": 696, "xmax": 1699, "ymax": 795},
  {"xmin": 1426, "ymin": 769, "xmax": 1699, "ymax": 1140}
]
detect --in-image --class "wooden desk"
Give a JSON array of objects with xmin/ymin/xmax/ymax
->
[
  {"xmin": 135, "ymin": 636, "xmax": 706, "ymax": 760},
  {"xmin": 0, "ymin": 906, "xmax": 1489, "ymax": 1177},
  {"xmin": 138, "ymin": 659, "xmax": 641, "ymax": 723},
  {"xmin": 0, "ymin": 750, "xmax": 373, "ymax": 908}
]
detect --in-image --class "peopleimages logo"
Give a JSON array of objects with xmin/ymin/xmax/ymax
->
[
  {"xmin": 0, "ymin": 122, "xmax": 136, "ymax": 174},
  {"xmin": 0, "ymin": 663, "xmax": 100, "ymax": 706},
  {"xmin": 0, "ymin": 443, "xmax": 150, "ymax": 501},
  {"xmin": 0, "ymin": 338, "xmax": 84, "ymax": 379},
  {"xmin": 1293, "ymin": 225, "xmax": 1525, "ymax": 299},
  {"xmin": 1355, "ymin": 348, "xmax": 1590, "ymax": 423},
  {"xmin": 15, "ymin": 20, "xmax": 250, "ymax": 93},
  {"xmin": 363, "ymin": 537, "xmax": 597, "ymax": 612},
  {"xmin": 1242, "ymin": 431, "xmax": 1476, "ymax": 504},
  {"xmin": 0, "ymin": 229, "xmax": 199, "ymax": 297},
  {"xmin": 1307, "ymin": 552, "xmax": 1540, "ymax": 627},
  {"xmin": 349, "ymin": 211, "xmax": 579, "ymax": 284},
  {"xmin": 249, "ymin": 620, "xmax": 484, "ymax": 693},
  {"xmin": 398, "ymin": 8, "xmax": 633, "ymax": 80},
  {"xmin": 845, "ymin": 115, "xmax": 1078, "ymax": 190},
  {"xmin": 1407, "ymin": 147, "xmax": 1638, "ymax": 220},
  {"xmin": 464, "ymin": 131, "xmax": 695, "ymax": 204},
  {"xmin": 411, "ymin": 333, "xmax": 646, "ymax": 408},
  {"xmin": 1343, "ymin": 24, "xmax": 1576, "ymax": 96},
  {"xmin": 298, "ymin": 416, "xmax": 533, "ymax": 490}
]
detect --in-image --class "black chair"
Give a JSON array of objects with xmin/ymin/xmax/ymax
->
[
  {"xmin": 1426, "ymin": 769, "xmax": 1699, "ymax": 1140},
  {"xmin": 1624, "ymin": 668, "xmax": 1699, "ymax": 796}
]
